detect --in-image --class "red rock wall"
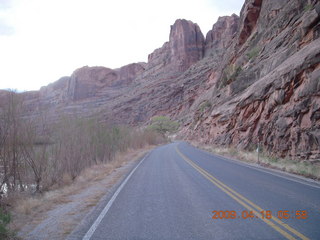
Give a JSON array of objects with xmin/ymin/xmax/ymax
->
[
  {"xmin": 205, "ymin": 14, "xmax": 239, "ymax": 56},
  {"xmin": 181, "ymin": 0, "xmax": 320, "ymax": 160},
  {"xmin": 147, "ymin": 19, "xmax": 205, "ymax": 73}
]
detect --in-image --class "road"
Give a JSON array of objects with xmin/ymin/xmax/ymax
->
[{"xmin": 72, "ymin": 142, "xmax": 320, "ymax": 240}]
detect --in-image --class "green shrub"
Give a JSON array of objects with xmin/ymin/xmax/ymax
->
[
  {"xmin": 147, "ymin": 116, "xmax": 179, "ymax": 136},
  {"xmin": 0, "ymin": 208, "xmax": 11, "ymax": 239},
  {"xmin": 198, "ymin": 101, "xmax": 212, "ymax": 113},
  {"xmin": 247, "ymin": 47, "xmax": 260, "ymax": 60},
  {"xmin": 269, "ymin": 156, "xmax": 279, "ymax": 163},
  {"xmin": 304, "ymin": 4, "xmax": 313, "ymax": 11},
  {"xmin": 220, "ymin": 64, "xmax": 242, "ymax": 88}
]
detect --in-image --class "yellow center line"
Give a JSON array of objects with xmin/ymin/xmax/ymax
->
[
  {"xmin": 175, "ymin": 146, "xmax": 310, "ymax": 240},
  {"xmin": 182, "ymin": 152, "xmax": 308, "ymax": 240}
]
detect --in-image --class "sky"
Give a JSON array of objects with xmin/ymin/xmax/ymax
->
[{"xmin": 0, "ymin": 0, "xmax": 244, "ymax": 91}]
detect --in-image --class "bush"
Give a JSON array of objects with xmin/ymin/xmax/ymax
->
[
  {"xmin": 0, "ymin": 208, "xmax": 11, "ymax": 239},
  {"xmin": 304, "ymin": 4, "xmax": 313, "ymax": 11},
  {"xmin": 246, "ymin": 47, "xmax": 260, "ymax": 60},
  {"xmin": 220, "ymin": 64, "xmax": 242, "ymax": 88},
  {"xmin": 147, "ymin": 116, "xmax": 179, "ymax": 136},
  {"xmin": 198, "ymin": 101, "xmax": 212, "ymax": 113},
  {"xmin": 48, "ymin": 116, "xmax": 165, "ymax": 185},
  {"xmin": 0, "ymin": 93, "xmax": 167, "ymax": 196}
]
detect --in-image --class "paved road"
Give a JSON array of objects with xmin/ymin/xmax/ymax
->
[{"xmin": 75, "ymin": 142, "xmax": 320, "ymax": 240}]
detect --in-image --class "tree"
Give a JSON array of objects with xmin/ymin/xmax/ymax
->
[
  {"xmin": 147, "ymin": 116, "xmax": 179, "ymax": 136},
  {"xmin": 0, "ymin": 90, "xmax": 25, "ymax": 192},
  {"xmin": 21, "ymin": 112, "xmax": 51, "ymax": 192}
]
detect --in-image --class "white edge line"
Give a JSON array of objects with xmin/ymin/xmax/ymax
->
[
  {"xmin": 186, "ymin": 143, "xmax": 320, "ymax": 189},
  {"xmin": 82, "ymin": 153, "xmax": 149, "ymax": 240}
]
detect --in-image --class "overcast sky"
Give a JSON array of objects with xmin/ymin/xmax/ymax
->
[{"xmin": 0, "ymin": 0, "xmax": 244, "ymax": 91}]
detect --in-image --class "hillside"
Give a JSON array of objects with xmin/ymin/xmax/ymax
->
[{"xmin": 2, "ymin": 0, "xmax": 319, "ymax": 160}]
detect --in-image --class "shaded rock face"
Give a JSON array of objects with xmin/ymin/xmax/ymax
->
[
  {"xmin": 205, "ymin": 14, "xmax": 240, "ymax": 56},
  {"xmin": 7, "ymin": 0, "xmax": 320, "ymax": 160},
  {"xmin": 169, "ymin": 19, "xmax": 205, "ymax": 71},
  {"xmin": 66, "ymin": 64, "xmax": 146, "ymax": 101},
  {"xmin": 238, "ymin": 0, "xmax": 262, "ymax": 46}
]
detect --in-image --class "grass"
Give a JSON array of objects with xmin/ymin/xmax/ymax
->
[
  {"xmin": 15, "ymin": 197, "xmax": 44, "ymax": 216},
  {"xmin": 192, "ymin": 142, "xmax": 320, "ymax": 180},
  {"xmin": 62, "ymin": 222, "xmax": 74, "ymax": 235}
]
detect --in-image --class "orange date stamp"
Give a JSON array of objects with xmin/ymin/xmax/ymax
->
[{"xmin": 211, "ymin": 210, "xmax": 308, "ymax": 220}]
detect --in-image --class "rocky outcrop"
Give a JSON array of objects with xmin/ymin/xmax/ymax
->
[
  {"xmin": 147, "ymin": 19, "xmax": 205, "ymax": 74},
  {"xmin": 204, "ymin": 14, "xmax": 239, "ymax": 56},
  {"xmin": 169, "ymin": 19, "xmax": 205, "ymax": 71},
  {"xmin": 237, "ymin": 0, "xmax": 262, "ymax": 46},
  {"xmin": 184, "ymin": 39, "xmax": 320, "ymax": 159},
  {"xmin": 66, "ymin": 63, "xmax": 146, "ymax": 101}
]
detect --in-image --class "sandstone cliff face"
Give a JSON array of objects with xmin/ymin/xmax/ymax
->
[
  {"xmin": 147, "ymin": 19, "xmax": 205, "ymax": 74},
  {"xmin": 5, "ymin": 0, "xmax": 319, "ymax": 161},
  {"xmin": 205, "ymin": 14, "xmax": 239, "ymax": 57},
  {"xmin": 96, "ymin": 19, "xmax": 209, "ymax": 124},
  {"xmin": 237, "ymin": 0, "xmax": 262, "ymax": 46},
  {"xmin": 181, "ymin": 0, "xmax": 320, "ymax": 160},
  {"xmin": 66, "ymin": 63, "xmax": 146, "ymax": 101},
  {"xmin": 169, "ymin": 19, "xmax": 205, "ymax": 71}
]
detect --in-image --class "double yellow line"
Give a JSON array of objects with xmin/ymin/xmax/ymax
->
[{"xmin": 175, "ymin": 146, "xmax": 309, "ymax": 240}]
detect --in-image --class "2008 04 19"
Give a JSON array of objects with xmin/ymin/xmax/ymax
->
[{"xmin": 211, "ymin": 210, "xmax": 308, "ymax": 220}]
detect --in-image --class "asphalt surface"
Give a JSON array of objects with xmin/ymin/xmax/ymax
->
[{"xmin": 74, "ymin": 142, "xmax": 320, "ymax": 240}]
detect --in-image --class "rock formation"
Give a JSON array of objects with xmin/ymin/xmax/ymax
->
[
  {"xmin": 2, "ymin": 0, "xmax": 319, "ymax": 160},
  {"xmin": 204, "ymin": 14, "xmax": 239, "ymax": 56},
  {"xmin": 169, "ymin": 19, "xmax": 205, "ymax": 71},
  {"xmin": 181, "ymin": 0, "xmax": 320, "ymax": 160},
  {"xmin": 147, "ymin": 19, "xmax": 205, "ymax": 74},
  {"xmin": 66, "ymin": 63, "xmax": 146, "ymax": 101}
]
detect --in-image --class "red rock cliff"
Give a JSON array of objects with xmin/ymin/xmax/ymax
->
[
  {"xmin": 147, "ymin": 19, "xmax": 205, "ymax": 74},
  {"xmin": 205, "ymin": 14, "xmax": 239, "ymax": 56},
  {"xmin": 181, "ymin": 0, "xmax": 320, "ymax": 160}
]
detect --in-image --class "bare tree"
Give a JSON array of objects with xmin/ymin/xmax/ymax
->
[
  {"xmin": 20, "ymin": 115, "xmax": 51, "ymax": 192},
  {"xmin": 0, "ymin": 91, "xmax": 25, "ymax": 192}
]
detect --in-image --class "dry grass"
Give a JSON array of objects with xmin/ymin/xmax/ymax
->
[
  {"xmin": 62, "ymin": 222, "xmax": 75, "ymax": 236},
  {"xmin": 15, "ymin": 198, "xmax": 43, "ymax": 216},
  {"xmin": 9, "ymin": 145, "xmax": 155, "ymax": 238},
  {"xmin": 77, "ymin": 147, "xmax": 147, "ymax": 184},
  {"xmin": 191, "ymin": 142, "xmax": 320, "ymax": 180}
]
